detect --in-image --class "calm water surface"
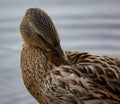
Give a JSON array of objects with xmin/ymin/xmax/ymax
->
[{"xmin": 0, "ymin": 0, "xmax": 120, "ymax": 104}]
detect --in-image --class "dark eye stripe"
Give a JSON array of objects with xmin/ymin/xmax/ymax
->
[{"xmin": 29, "ymin": 9, "xmax": 60, "ymax": 46}]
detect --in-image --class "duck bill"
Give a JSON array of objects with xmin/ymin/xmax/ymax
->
[{"xmin": 53, "ymin": 45, "xmax": 71, "ymax": 65}]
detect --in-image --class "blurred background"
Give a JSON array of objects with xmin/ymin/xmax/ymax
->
[{"xmin": 0, "ymin": 0, "xmax": 120, "ymax": 104}]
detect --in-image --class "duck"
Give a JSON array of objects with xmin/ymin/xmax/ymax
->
[{"xmin": 20, "ymin": 8, "xmax": 120, "ymax": 104}]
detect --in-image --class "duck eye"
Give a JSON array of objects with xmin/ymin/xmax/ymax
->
[
  {"xmin": 37, "ymin": 34, "xmax": 47, "ymax": 43},
  {"xmin": 37, "ymin": 34, "xmax": 42, "ymax": 38}
]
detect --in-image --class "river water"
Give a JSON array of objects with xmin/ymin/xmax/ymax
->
[{"xmin": 0, "ymin": 0, "xmax": 120, "ymax": 104}]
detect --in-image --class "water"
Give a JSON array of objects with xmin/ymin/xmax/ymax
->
[{"xmin": 0, "ymin": 0, "xmax": 120, "ymax": 104}]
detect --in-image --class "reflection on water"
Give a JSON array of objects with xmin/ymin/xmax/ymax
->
[{"xmin": 0, "ymin": 0, "xmax": 120, "ymax": 104}]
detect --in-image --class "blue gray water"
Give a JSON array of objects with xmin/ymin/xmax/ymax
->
[{"xmin": 0, "ymin": 0, "xmax": 120, "ymax": 104}]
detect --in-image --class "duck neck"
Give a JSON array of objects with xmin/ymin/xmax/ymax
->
[
  {"xmin": 21, "ymin": 43, "xmax": 51, "ymax": 74},
  {"xmin": 21, "ymin": 43, "xmax": 65, "ymax": 73}
]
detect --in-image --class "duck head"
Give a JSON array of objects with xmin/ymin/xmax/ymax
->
[{"xmin": 20, "ymin": 8, "xmax": 70, "ymax": 66}]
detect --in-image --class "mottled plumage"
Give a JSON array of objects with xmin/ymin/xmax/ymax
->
[{"xmin": 20, "ymin": 8, "xmax": 120, "ymax": 104}]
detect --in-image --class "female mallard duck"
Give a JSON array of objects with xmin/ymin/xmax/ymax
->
[{"xmin": 20, "ymin": 8, "xmax": 120, "ymax": 104}]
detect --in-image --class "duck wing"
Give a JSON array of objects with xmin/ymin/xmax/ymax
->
[{"xmin": 46, "ymin": 51, "xmax": 120, "ymax": 104}]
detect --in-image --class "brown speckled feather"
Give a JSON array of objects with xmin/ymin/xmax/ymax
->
[
  {"xmin": 21, "ymin": 47, "xmax": 120, "ymax": 104},
  {"xmin": 41, "ymin": 51, "xmax": 120, "ymax": 104},
  {"xmin": 20, "ymin": 8, "xmax": 120, "ymax": 104}
]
